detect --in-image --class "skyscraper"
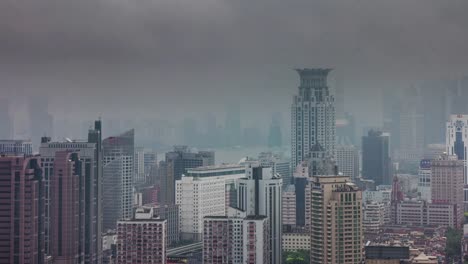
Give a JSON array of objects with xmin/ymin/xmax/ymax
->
[
  {"xmin": 28, "ymin": 97, "xmax": 53, "ymax": 150},
  {"xmin": 116, "ymin": 207, "xmax": 167, "ymax": 264},
  {"xmin": 398, "ymin": 86, "xmax": 425, "ymax": 162},
  {"xmin": 268, "ymin": 113, "xmax": 283, "ymax": 148},
  {"xmin": 335, "ymin": 144, "xmax": 360, "ymax": 182},
  {"xmin": 0, "ymin": 97, "xmax": 12, "ymax": 139},
  {"xmin": 431, "ymin": 154, "xmax": 464, "ymax": 226},
  {"xmin": 49, "ymin": 151, "xmax": 85, "ymax": 264},
  {"xmin": 242, "ymin": 216, "xmax": 270, "ymax": 264},
  {"xmin": 238, "ymin": 165, "xmax": 282, "ymax": 264},
  {"xmin": 418, "ymin": 159, "xmax": 432, "ymax": 201},
  {"xmin": 0, "ymin": 156, "xmax": 45, "ymax": 264},
  {"xmin": 134, "ymin": 147, "xmax": 145, "ymax": 185},
  {"xmin": 309, "ymin": 174, "xmax": 363, "ymax": 264},
  {"xmin": 161, "ymin": 146, "xmax": 214, "ymax": 205},
  {"xmin": 40, "ymin": 127, "xmax": 102, "ymax": 264},
  {"xmin": 362, "ymin": 130, "xmax": 391, "ymax": 186},
  {"xmin": 446, "ymin": 114, "xmax": 468, "ymax": 209},
  {"xmin": 291, "ymin": 68, "xmax": 335, "ymax": 169},
  {"xmin": 102, "ymin": 129, "xmax": 135, "ymax": 230}
]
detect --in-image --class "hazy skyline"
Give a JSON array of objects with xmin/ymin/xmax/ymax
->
[{"xmin": 1, "ymin": 0, "xmax": 468, "ymax": 131}]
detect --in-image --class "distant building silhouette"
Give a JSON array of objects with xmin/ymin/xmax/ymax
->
[{"xmin": 362, "ymin": 130, "xmax": 391, "ymax": 186}]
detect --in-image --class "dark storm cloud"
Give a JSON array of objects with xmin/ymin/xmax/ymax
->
[{"xmin": 1, "ymin": 0, "xmax": 468, "ymax": 125}]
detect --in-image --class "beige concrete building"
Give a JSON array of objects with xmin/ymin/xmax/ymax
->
[
  {"xmin": 282, "ymin": 232, "xmax": 310, "ymax": 252},
  {"xmin": 282, "ymin": 185, "xmax": 296, "ymax": 226},
  {"xmin": 309, "ymin": 175, "xmax": 363, "ymax": 264}
]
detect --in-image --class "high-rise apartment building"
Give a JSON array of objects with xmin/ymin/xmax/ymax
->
[
  {"xmin": 103, "ymin": 129, "xmax": 135, "ymax": 230},
  {"xmin": 335, "ymin": 144, "xmax": 359, "ymax": 182},
  {"xmin": 362, "ymin": 130, "xmax": 391, "ymax": 186},
  {"xmin": 0, "ymin": 139, "xmax": 33, "ymax": 155},
  {"xmin": 431, "ymin": 154, "xmax": 464, "ymax": 226},
  {"xmin": 309, "ymin": 175, "xmax": 363, "ymax": 264},
  {"xmin": 49, "ymin": 151, "xmax": 85, "ymax": 264},
  {"xmin": 203, "ymin": 208, "xmax": 246, "ymax": 264},
  {"xmin": 0, "ymin": 156, "xmax": 45, "ymax": 264},
  {"xmin": 243, "ymin": 216, "xmax": 270, "ymax": 264},
  {"xmin": 116, "ymin": 207, "xmax": 166, "ymax": 264},
  {"xmin": 40, "ymin": 120, "xmax": 102, "ymax": 264},
  {"xmin": 238, "ymin": 166, "xmax": 282, "ymax": 264},
  {"xmin": 291, "ymin": 68, "xmax": 335, "ymax": 169},
  {"xmin": 162, "ymin": 146, "xmax": 214, "ymax": 205},
  {"xmin": 202, "ymin": 207, "xmax": 271, "ymax": 264},
  {"xmin": 176, "ymin": 165, "xmax": 245, "ymax": 241}
]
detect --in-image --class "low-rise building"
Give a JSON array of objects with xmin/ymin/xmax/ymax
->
[{"xmin": 282, "ymin": 232, "xmax": 311, "ymax": 252}]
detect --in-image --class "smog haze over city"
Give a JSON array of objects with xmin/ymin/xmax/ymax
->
[
  {"xmin": 2, "ymin": 2, "xmax": 468, "ymax": 263},
  {"xmin": 2, "ymin": 0, "xmax": 468, "ymax": 144}
]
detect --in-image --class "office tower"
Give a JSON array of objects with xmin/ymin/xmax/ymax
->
[
  {"xmin": 238, "ymin": 166, "xmax": 282, "ymax": 264},
  {"xmin": 336, "ymin": 112, "xmax": 357, "ymax": 146},
  {"xmin": 162, "ymin": 146, "xmax": 214, "ymax": 205},
  {"xmin": 382, "ymin": 87, "xmax": 402, "ymax": 156},
  {"xmin": 103, "ymin": 129, "xmax": 135, "ymax": 230},
  {"xmin": 0, "ymin": 156, "xmax": 45, "ymax": 264},
  {"xmin": 268, "ymin": 113, "xmax": 283, "ymax": 148},
  {"xmin": 144, "ymin": 150, "xmax": 157, "ymax": 182},
  {"xmin": 152, "ymin": 204, "xmax": 180, "ymax": 246},
  {"xmin": 0, "ymin": 139, "xmax": 33, "ymax": 155},
  {"xmin": 291, "ymin": 68, "xmax": 335, "ymax": 169},
  {"xmin": 0, "ymin": 98, "xmax": 12, "ymax": 139},
  {"xmin": 418, "ymin": 159, "xmax": 432, "ymax": 201},
  {"xmin": 40, "ymin": 120, "xmax": 102, "ymax": 264},
  {"xmin": 49, "ymin": 151, "xmax": 85, "ymax": 264},
  {"xmin": 431, "ymin": 154, "xmax": 464, "ymax": 226},
  {"xmin": 28, "ymin": 97, "xmax": 53, "ymax": 150},
  {"xmin": 398, "ymin": 86, "xmax": 425, "ymax": 162},
  {"xmin": 258, "ymin": 151, "xmax": 291, "ymax": 186},
  {"xmin": 225, "ymin": 103, "xmax": 241, "ymax": 147},
  {"xmin": 87, "ymin": 120, "xmax": 103, "ymax": 264},
  {"xmin": 116, "ymin": 207, "xmax": 167, "ymax": 264},
  {"xmin": 184, "ymin": 165, "xmax": 245, "ymax": 211},
  {"xmin": 421, "ymin": 80, "xmax": 447, "ymax": 145},
  {"xmin": 134, "ymin": 147, "xmax": 145, "ymax": 184},
  {"xmin": 282, "ymin": 185, "xmax": 296, "ymax": 226},
  {"xmin": 176, "ymin": 165, "xmax": 245, "ymax": 241},
  {"xmin": 335, "ymin": 144, "xmax": 359, "ymax": 182},
  {"xmin": 362, "ymin": 130, "xmax": 391, "ymax": 186},
  {"xmin": 309, "ymin": 175, "xmax": 363, "ymax": 264},
  {"xmin": 176, "ymin": 175, "xmax": 225, "ymax": 241}
]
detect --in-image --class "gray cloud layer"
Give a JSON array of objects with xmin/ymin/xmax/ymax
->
[{"xmin": 1, "ymin": 0, "xmax": 468, "ymax": 125}]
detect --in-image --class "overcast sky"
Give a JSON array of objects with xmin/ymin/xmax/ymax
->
[{"xmin": 1, "ymin": 0, "xmax": 467, "ymax": 129}]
